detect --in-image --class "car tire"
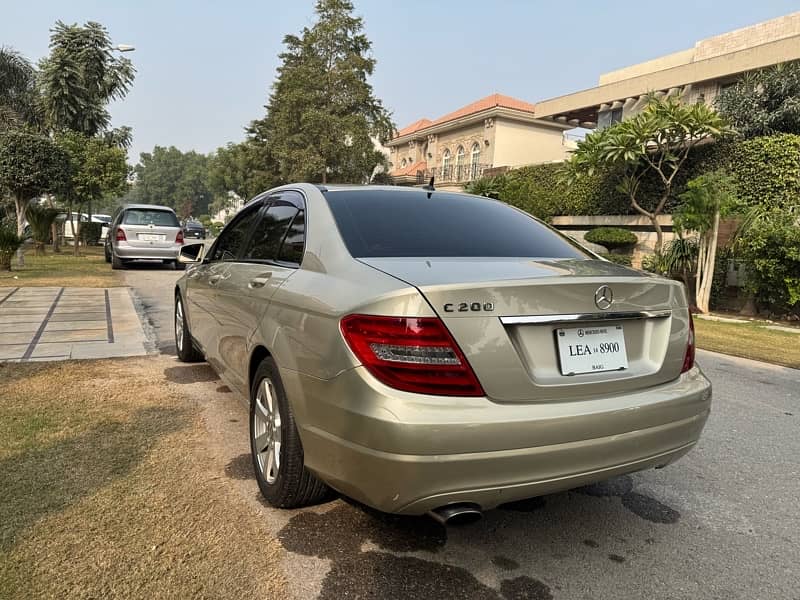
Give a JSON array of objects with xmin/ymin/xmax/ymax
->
[
  {"xmin": 250, "ymin": 357, "xmax": 329, "ymax": 508},
  {"xmin": 173, "ymin": 260, "xmax": 186, "ymax": 271},
  {"xmin": 111, "ymin": 252, "xmax": 125, "ymax": 270},
  {"xmin": 174, "ymin": 293, "xmax": 203, "ymax": 362},
  {"xmin": 104, "ymin": 245, "xmax": 111, "ymax": 263}
]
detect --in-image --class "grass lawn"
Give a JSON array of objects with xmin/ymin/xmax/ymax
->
[
  {"xmin": 0, "ymin": 357, "xmax": 285, "ymax": 599},
  {"xmin": 0, "ymin": 245, "xmax": 120, "ymax": 288},
  {"xmin": 695, "ymin": 318, "xmax": 800, "ymax": 369}
]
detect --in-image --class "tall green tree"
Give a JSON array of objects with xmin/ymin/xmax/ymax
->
[
  {"xmin": 0, "ymin": 130, "xmax": 70, "ymax": 265},
  {"xmin": 38, "ymin": 21, "xmax": 135, "ymax": 136},
  {"xmin": 249, "ymin": 0, "xmax": 393, "ymax": 183},
  {"xmin": 206, "ymin": 141, "xmax": 277, "ymax": 210},
  {"xmin": 565, "ymin": 95, "xmax": 732, "ymax": 252},
  {"xmin": 716, "ymin": 61, "xmax": 800, "ymax": 139},
  {"xmin": 56, "ymin": 131, "xmax": 128, "ymax": 254},
  {"xmin": 130, "ymin": 146, "xmax": 212, "ymax": 215}
]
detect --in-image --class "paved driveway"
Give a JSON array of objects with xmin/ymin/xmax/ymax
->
[
  {"xmin": 122, "ymin": 265, "xmax": 800, "ymax": 599},
  {"xmin": 0, "ymin": 286, "xmax": 148, "ymax": 362}
]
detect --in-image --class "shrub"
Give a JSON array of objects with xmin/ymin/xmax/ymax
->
[
  {"xmin": 25, "ymin": 204, "xmax": 59, "ymax": 255},
  {"xmin": 600, "ymin": 253, "xmax": 632, "ymax": 266},
  {"xmin": 0, "ymin": 220, "xmax": 23, "ymax": 271},
  {"xmin": 80, "ymin": 222, "xmax": 103, "ymax": 245},
  {"xmin": 640, "ymin": 253, "xmax": 663, "ymax": 275},
  {"xmin": 584, "ymin": 227, "xmax": 638, "ymax": 251},
  {"xmin": 735, "ymin": 207, "xmax": 800, "ymax": 316}
]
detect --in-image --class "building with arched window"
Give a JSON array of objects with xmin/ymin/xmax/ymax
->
[{"xmin": 387, "ymin": 93, "xmax": 571, "ymax": 190}]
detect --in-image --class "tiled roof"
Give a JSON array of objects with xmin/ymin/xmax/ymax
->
[
  {"xmin": 394, "ymin": 94, "xmax": 536, "ymax": 139},
  {"xmin": 390, "ymin": 160, "xmax": 427, "ymax": 177},
  {"xmin": 396, "ymin": 119, "xmax": 433, "ymax": 137}
]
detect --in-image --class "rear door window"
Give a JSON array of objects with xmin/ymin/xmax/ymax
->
[
  {"xmin": 209, "ymin": 204, "xmax": 262, "ymax": 262},
  {"xmin": 277, "ymin": 210, "xmax": 305, "ymax": 266},
  {"xmin": 123, "ymin": 209, "xmax": 180, "ymax": 227},
  {"xmin": 324, "ymin": 189, "xmax": 589, "ymax": 259},
  {"xmin": 242, "ymin": 202, "xmax": 298, "ymax": 262}
]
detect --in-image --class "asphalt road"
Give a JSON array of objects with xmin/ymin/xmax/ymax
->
[{"xmin": 123, "ymin": 265, "xmax": 800, "ymax": 600}]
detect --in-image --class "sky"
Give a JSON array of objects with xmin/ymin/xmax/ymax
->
[{"xmin": 3, "ymin": 0, "xmax": 799, "ymax": 163}]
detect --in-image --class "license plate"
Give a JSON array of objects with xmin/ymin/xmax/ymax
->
[
  {"xmin": 138, "ymin": 234, "xmax": 165, "ymax": 241},
  {"xmin": 556, "ymin": 324, "xmax": 628, "ymax": 375}
]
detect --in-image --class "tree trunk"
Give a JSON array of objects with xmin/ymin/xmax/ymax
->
[
  {"xmin": 651, "ymin": 217, "xmax": 663, "ymax": 254},
  {"xmin": 14, "ymin": 194, "xmax": 27, "ymax": 267},
  {"xmin": 695, "ymin": 236, "xmax": 706, "ymax": 309},
  {"xmin": 696, "ymin": 210, "xmax": 721, "ymax": 314},
  {"xmin": 51, "ymin": 221, "xmax": 61, "ymax": 253},
  {"xmin": 73, "ymin": 203, "xmax": 83, "ymax": 257}
]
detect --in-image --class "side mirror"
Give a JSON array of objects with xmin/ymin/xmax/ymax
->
[{"xmin": 178, "ymin": 242, "xmax": 205, "ymax": 264}]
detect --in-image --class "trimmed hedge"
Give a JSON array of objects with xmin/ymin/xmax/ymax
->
[
  {"xmin": 585, "ymin": 227, "xmax": 638, "ymax": 250},
  {"xmin": 467, "ymin": 133, "xmax": 800, "ymax": 219}
]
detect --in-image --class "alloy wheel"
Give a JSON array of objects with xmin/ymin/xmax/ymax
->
[{"xmin": 253, "ymin": 377, "xmax": 282, "ymax": 484}]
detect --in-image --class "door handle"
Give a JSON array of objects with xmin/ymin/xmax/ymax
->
[
  {"xmin": 248, "ymin": 272, "xmax": 273, "ymax": 289},
  {"xmin": 208, "ymin": 275, "xmax": 221, "ymax": 286}
]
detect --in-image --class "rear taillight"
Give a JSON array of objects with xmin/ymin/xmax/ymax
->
[
  {"xmin": 681, "ymin": 312, "xmax": 696, "ymax": 373},
  {"xmin": 340, "ymin": 315, "xmax": 485, "ymax": 397},
  {"xmin": 115, "ymin": 227, "xmax": 126, "ymax": 242},
  {"xmin": 176, "ymin": 230, "xmax": 184, "ymax": 245}
]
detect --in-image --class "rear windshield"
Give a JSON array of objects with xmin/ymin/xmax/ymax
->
[
  {"xmin": 123, "ymin": 209, "xmax": 180, "ymax": 227},
  {"xmin": 325, "ymin": 190, "xmax": 590, "ymax": 259}
]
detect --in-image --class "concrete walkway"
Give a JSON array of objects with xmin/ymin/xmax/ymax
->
[{"xmin": 0, "ymin": 286, "xmax": 149, "ymax": 362}]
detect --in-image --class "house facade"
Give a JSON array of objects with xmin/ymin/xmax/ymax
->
[
  {"xmin": 387, "ymin": 94, "xmax": 572, "ymax": 189},
  {"xmin": 534, "ymin": 12, "xmax": 800, "ymax": 128}
]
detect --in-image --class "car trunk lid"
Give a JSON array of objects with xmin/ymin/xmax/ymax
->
[{"xmin": 359, "ymin": 257, "xmax": 690, "ymax": 403}]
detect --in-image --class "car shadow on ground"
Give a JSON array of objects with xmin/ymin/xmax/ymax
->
[{"xmin": 237, "ymin": 458, "xmax": 682, "ymax": 600}]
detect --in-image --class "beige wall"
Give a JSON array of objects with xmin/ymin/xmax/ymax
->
[
  {"xmin": 694, "ymin": 11, "xmax": 800, "ymax": 61},
  {"xmin": 598, "ymin": 12, "xmax": 800, "ymax": 86},
  {"xmin": 600, "ymin": 48, "xmax": 695, "ymax": 85},
  {"xmin": 491, "ymin": 119, "xmax": 568, "ymax": 167}
]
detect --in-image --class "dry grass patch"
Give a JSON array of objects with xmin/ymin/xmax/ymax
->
[
  {"xmin": 695, "ymin": 318, "xmax": 800, "ymax": 369},
  {"xmin": 0, "ymin": 358, "xmax": 285, "ymax": 599},
  {"xmin": 0, "ymin": 246, "xmax": 120, "ymax": 288}
]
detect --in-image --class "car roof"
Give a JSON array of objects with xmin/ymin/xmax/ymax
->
[{"xmin": 122, "ymin": 203, "xmax": 176, "ymax": 211}]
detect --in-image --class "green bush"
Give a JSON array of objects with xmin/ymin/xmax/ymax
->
[
  {"xmin": 584, "ymin": 227, "xmax": 638, "ymax": 250},
  {"xmin": 735, "ymin": 208, "xmax": 800, "ymax": 316},
  {"xmin": 0, "ymin": 220, "xmax": 22, "ymax": 271},
  {"xmin": 80, "ymin": 222, "xmax": 103, "ymax": 245},
  {"xmin": 599, "ymin": 253, "xmax": 632, "ymax": 266},
  {"xmin": 727, "ymin": 134, "xmax": 800, "ymax": 210},
  {"xmin": 640, "ymin": 253, "xmax": 663, "ymax": 275}
]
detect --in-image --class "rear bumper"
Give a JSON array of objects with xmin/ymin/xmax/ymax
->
[
  {"xmin": 114, "ymin": 243, "xmax": 180, "ymax": 260},
  {"xmin": 283, "ymin": 365, "xmax": 712, "ymax": 515}
]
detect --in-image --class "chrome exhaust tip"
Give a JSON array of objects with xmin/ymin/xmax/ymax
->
[{"xmin": 428, "ymin": 503, "xmax": 483, "ymax": 526}]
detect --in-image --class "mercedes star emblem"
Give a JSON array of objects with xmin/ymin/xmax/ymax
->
[{"xmin": 594, "ymin": 285, "xmax": 613, "ymax": 310}]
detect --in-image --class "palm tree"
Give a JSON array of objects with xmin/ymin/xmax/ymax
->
[{"xmin": 0, "ymin": 46, "xmax": 40, "ymax": 131}]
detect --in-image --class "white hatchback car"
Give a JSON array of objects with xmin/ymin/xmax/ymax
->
[{"xmin": 105, "ymin": 204, "xmax": 185, "ymax": 269}]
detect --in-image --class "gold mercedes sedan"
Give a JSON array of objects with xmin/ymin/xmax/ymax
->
[{"xmin": 174, "ymin": 184, "xmax": 711, "ymax": 523}]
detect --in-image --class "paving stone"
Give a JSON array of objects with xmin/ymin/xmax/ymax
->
[
  {"xmin": 0, "ymin": 344, "xmax": 28, "ymax": 360},
  {"xmin": 0, "ymin": 332, "xmax": 35, "ymax": 345},
  {"xmin": 44, "ymin": 321, "xmax": 107, "ymax": 332},
  {"xmin": 39, "ymin": 330, "xmax": 109, "ymax": 343}
]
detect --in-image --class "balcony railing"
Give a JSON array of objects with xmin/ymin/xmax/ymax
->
[{"xmin": 420, "ymin": 163, "xmax": 491, "ymax": 184}]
